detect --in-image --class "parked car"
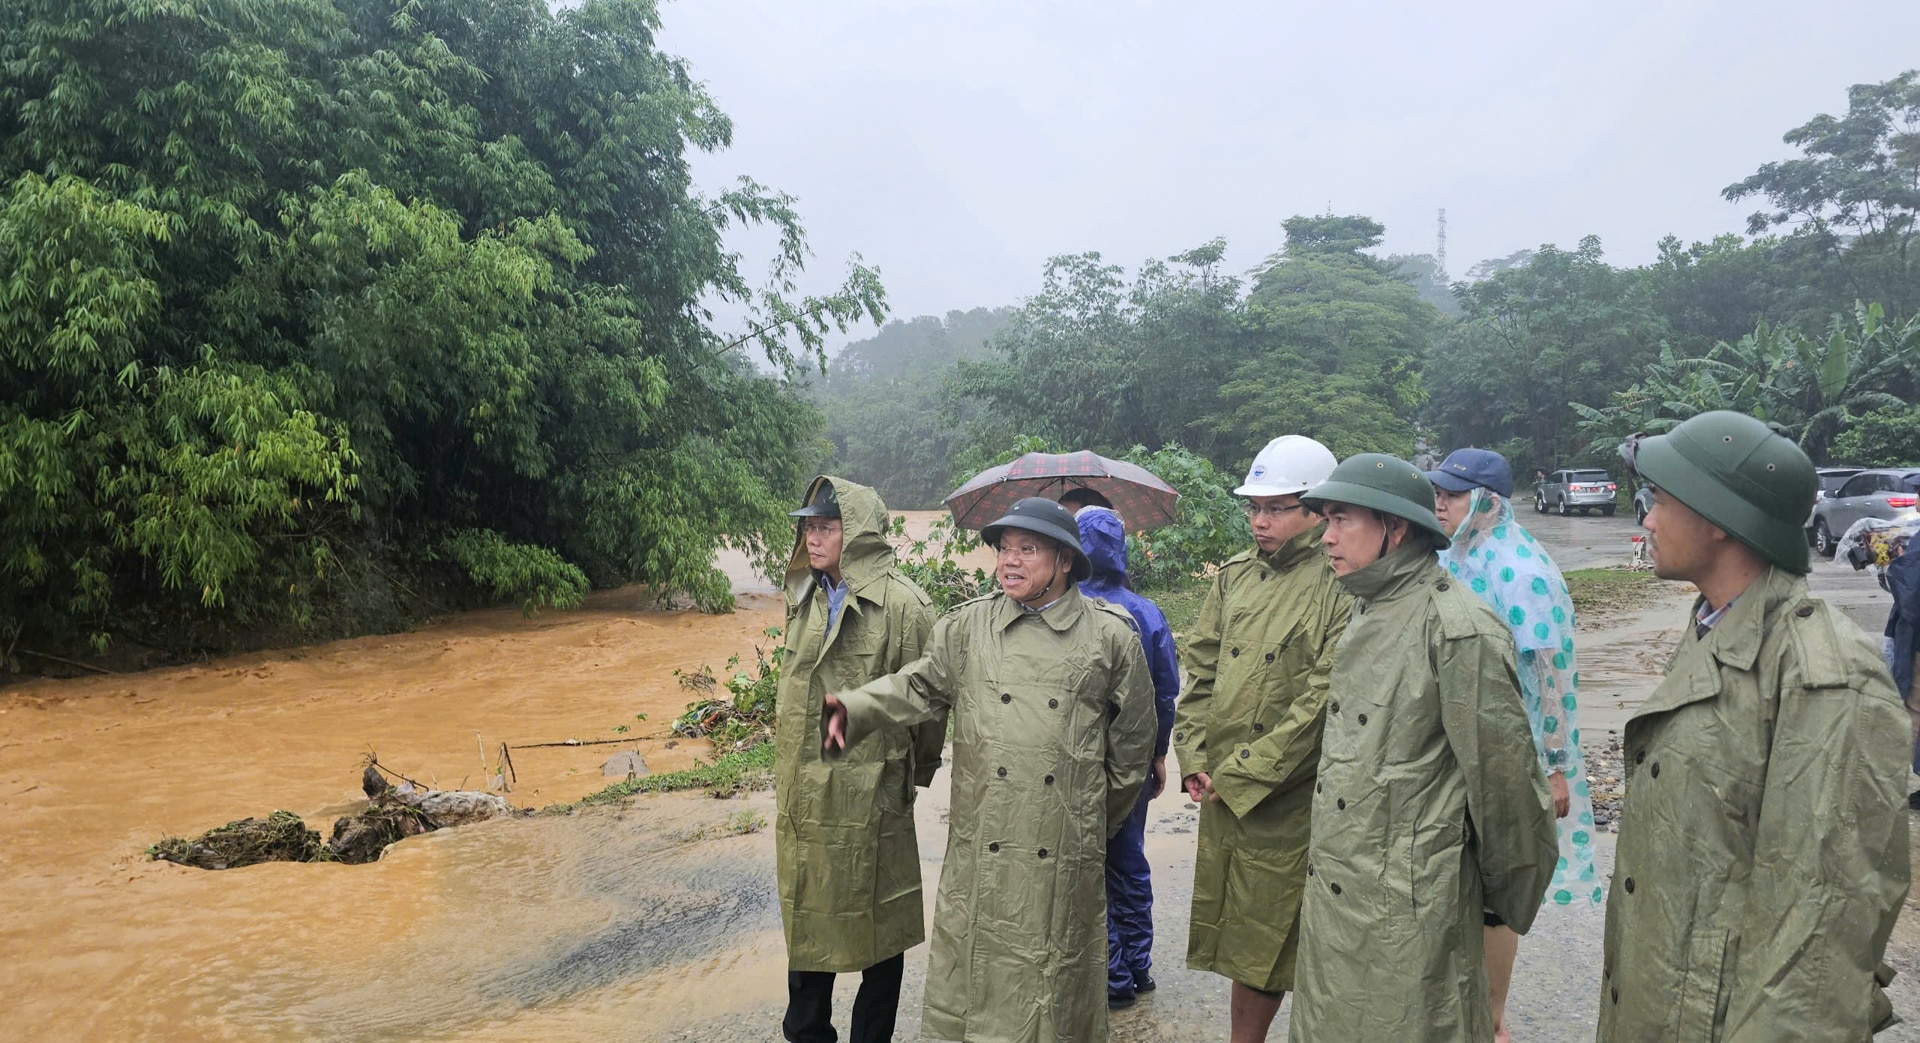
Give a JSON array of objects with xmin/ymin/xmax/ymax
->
[
  {"xmin": 1807, "ymin": 466, "xmax": 1865, "ymax": 524},
  {"xmin": 1535, "ymin": 469, "xmax": 1618, "ymax": 516},
  {"xmin": 1633, "ymin": 485, "xmax": 1654, "ymax": 524},
  {"xmin": 1807, "ymin": 467, "xmax": 1920, "ymax": 557}
]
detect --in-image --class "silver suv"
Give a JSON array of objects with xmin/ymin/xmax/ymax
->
[
  {"xmin": 1535, "ymin": 469, "xmax": 1618, "ymax": 516},
  {"xmin": 1808, "ymin": 467, "xmax": 1920, "ymax": 557}
]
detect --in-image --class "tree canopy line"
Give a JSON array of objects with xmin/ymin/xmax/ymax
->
[
  {"xmin": 818, "ymin": 70, "xmax": 1920, "ymax": 513},
  {"xmin": 0, "ymin": 0, "xmax": 1914, "ymax": 660},
  {"xmin": 0, "ymin": 0, "xmax": 887, "ymax": 660}
]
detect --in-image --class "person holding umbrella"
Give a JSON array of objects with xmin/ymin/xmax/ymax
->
[
  {"xmin": 1072, "ymin": 503, "xmax": 1180, "ymax": 1011},
  {"xmin": 1289, "ymin": 454, "xmax": 1556, "ymax": 1042},
  {"xmin": 820, "ymin": 497, "xmax": 1156, "ymax": 1043},
  {"xmin": 1171, "ymin": 434, "xmax": 1348, "ymax": 1041}
]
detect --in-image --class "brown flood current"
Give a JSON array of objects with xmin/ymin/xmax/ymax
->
[
  {"xmin": 0, "ymin": 578, "xmax": 803, "ymax": 1038},
  {"xmin": 7, "ymin": 509, "xmax": 1920, "ymax": 1040}
]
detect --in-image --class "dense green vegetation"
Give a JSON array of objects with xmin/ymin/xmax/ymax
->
[
  {"xmin": 815, "ymin": 69, "xmax": 1920, "ymax": 529},
  {"xmin": 4, "ymin": 0, "xmax": 1915, "ymax": 662},
  {"xmin": 1, "ymin": 0, "xmax": 886, "ymax": 657}
]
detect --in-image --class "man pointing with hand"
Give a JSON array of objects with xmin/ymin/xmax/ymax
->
[{"xmin": 822, "ymin": 496, "xmax": 1155, "ymax": 1043}]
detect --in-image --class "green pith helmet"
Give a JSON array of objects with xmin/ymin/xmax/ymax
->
[
  {"xmin": 788, "ymin": 479, "xmax": 840, "ymax": 519},
  {"xmin": 1632, "ymin": 410, "xmax": 1816, "ymax": 573},
  {"xmin": 1301, "ymin": 453, "xmax": 1451, "ymax": 549}
]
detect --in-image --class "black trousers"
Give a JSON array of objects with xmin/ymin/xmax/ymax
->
[{"xmin": 783, "ymin": 952, "xmax": 905, "ymax": 1043}]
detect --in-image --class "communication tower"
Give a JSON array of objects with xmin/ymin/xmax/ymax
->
[{"xmin": 1436, "ymin": 208, "xmax": 1448, "ymax": 281}]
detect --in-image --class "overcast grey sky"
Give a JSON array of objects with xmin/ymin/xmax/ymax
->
[{"xmin": 658, "ymin": 1, "xmax": 1920, "ymax": 338}]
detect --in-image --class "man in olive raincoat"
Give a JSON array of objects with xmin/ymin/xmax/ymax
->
[
  {"xmin": 1173, "ymin": 434, "xmax": 1349, "ymax": 1041},
  {"xmin": 1290, "ymin": 454, "xmax": 1557, "ymax": 1042},
  {"xmin": 1600, "ymin": 412, "xmax": 1909, "ymax": 1040},
  {"xmin": 822, "ymin": 496, "xmax": 1157, "ymax": 1043},
  {"xmin": 775, "ymin": 477, "xmax": 944, "ymax": 1043}
]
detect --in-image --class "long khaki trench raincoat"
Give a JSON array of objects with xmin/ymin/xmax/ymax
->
[
  {"xmin": 1597, "ymin": 567, "xmax": 1910, "ymax": 1040},
  {"xmin": 1172, "ymin": 527, "xmax": 1351, "ymax": 991},
  {"xmin": 775, "ymin": 477, "xmax": 943, "ymax": 973},
  {"xmin": 834, "ymin": 585, "xmax": 1156, "ymax": 1043},
  {"xmin": 1291, "ymin": 544, "xmax": 1557, "ymax": 1041}
]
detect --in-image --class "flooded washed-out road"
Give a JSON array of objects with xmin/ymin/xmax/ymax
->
[{"xmin": 6, "ymin": 510, "xmax": 1920, "ymax": 1040}]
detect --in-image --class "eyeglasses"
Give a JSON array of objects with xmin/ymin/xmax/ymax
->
[
  {"xmin": 1239, "ymin": 500, "xmax": 1307, "ymax": 520},
  {"xmin": 995, "ymin": 543, "xmax": 1052, "ymax": 561},
  {"xmin": 800, "ymin": 521, "xmax": 842, "ymax": 537}
]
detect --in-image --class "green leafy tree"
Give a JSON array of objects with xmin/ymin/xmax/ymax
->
[
  {"xmin": 809, "ymin": 308, "xmax": 1010, "ymax": 508},
  {"xmin": 1725, "ymin": 69, "xmax": 1920, "ymax": 320},
  {"xmin": 1211, "ymin": 216, "xmax": 1439, "ymax": 460},
  {"xmin": 1833, "ymin": 406, "xmax": 1920, "ymax": 467},
  {"xmin": 1424, "ymin": 237, "xmax": 1666, "ymax": 471},
  {"xmin": 950, "ymin": 243, "xmax": 1249, "ymax": 468},
  {"xmin": 0, "ymin": 0, "xmax": 885, "ymax": 655}
]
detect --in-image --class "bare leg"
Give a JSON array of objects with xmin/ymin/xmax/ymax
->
[
  {"xmin": 1228, "ymin": 981, "xmax": 1284, "ymax": 1043},
  {"xmin": 1485, "ymin": 924, "xmax": 1520, "ymax": 1043}
]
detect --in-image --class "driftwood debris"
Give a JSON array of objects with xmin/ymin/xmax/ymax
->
[{"xmin": 148, "ymin": 756, "xmax": 517, "ymax": 870}]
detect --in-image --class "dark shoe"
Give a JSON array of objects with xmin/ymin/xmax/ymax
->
[
  {"xmin": 1908, "ymin": 790, "xmax": 1920, "ymax": 810},
  {"xmin": 1108, "ymin": 991, "xmax": 1136, "ymax": 1011},
  {"xmin": 1133, "ymin": 975, "xmax": 1156, "ymax": 994}
]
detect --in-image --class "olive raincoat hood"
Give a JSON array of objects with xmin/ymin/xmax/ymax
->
[
  {"xmin": 831, "ymin": 584, "xmax": 1157, "ymax": 1042},
  {"xmin": 775, "ymin": 476, "xmax": 942, "ymax": 973},
  {"xmin": 1172, "ymin": 526, "xmax": 1350, "ymax": 991},
  {"xmin": 1598, "ymin": 566, "xmax": 1909, "ymax": 1040},
  {"xmin": 1291, "ymin": 543, "xmax": 1557, "ymax": 1041}
]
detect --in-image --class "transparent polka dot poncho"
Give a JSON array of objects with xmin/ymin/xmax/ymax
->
[{"xmin": 1440, "ymin": 487, "xmax": 1600, "ymax": 907}]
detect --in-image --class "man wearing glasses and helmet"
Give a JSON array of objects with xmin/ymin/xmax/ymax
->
[
  {"xmin": 1172, "ymin": 435, "xmax": 1352, "ymax": 1041},
  {"xmin": 820, "ymin": 496, "xmax": 1155, "ymax": 1043}
]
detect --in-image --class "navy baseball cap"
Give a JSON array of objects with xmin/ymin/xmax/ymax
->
[{"xmin": 1425, "ymin": 448, "xmax": 1513, "ymax": 498}]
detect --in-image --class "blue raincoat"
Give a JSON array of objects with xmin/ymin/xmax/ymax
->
[
  {"xmin": 1884, "ymin": 535, "xmax": 1920, "ymax": 773},
  {"xmin": 1076, "ymin": 506, "xmax": 1179, "ymax": 998}
]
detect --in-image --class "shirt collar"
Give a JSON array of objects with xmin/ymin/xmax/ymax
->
[{"xmin": 993, "ymin": 585, "xmax": 1082, "ymax": 632}]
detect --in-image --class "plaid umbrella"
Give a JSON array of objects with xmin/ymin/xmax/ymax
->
[{"xmin": 944, "ymin": 451, "xmax": 1179, "ymax": 534}]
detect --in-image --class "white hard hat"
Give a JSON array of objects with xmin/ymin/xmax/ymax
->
[{"xmin": 1235, "ymin": 435, "xmax": 1338, "ymax": 497}]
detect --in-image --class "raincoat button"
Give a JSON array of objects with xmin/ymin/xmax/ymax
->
[
  {"xmin": 1357, "ymin": 713, "xmax": 1368, "ymax": 725},
  {"xmin": 1044, "ymin": 774, "xmax": 1054, "ymax": 785},
  {"xmin": 1650, "ymin": 763, "xmax": 1660, "ymax": 778},
  {"xmin": 1436, "ymin": 581, "xmax": 1451, "ymax": 591},
  {"xmin": 997, "ymin": 767, "xmax": 1007, "ymax": 778},
  {"xmin": 1316, "ymin": 783, "xmax": 1322, "ymax": 794},
  {"xmin": 1330, "ymin": 882, "xmax": 1342, "ymax": 895},
  {"xmin": 1253, "ymin": 722, "xmax": 1265, "ymax": 733},
  {"xmin": 1330, "ymin": 700, "xmax": 1340, "ymax": 714},
  {"xmin": 989, "ymin": 842, "xmax": 1000, "ymax": 852},
  {"xmin": 1796, "ymin": 605, "xmax": 1815, "ymax": 618},
  {"xmin": 1231, "ymin": 647, "xmax": 1241, "ymax": 657},
  {"xmin": 1048, "ymin": 698, "xmax": 1058, "ymax": 709},
  {"xmin": 1307, "ymin": 863, "xmax": 1314, "ymax": 876},
  {"xmin": 1239, "ymin": 749, "xmax": 1251, "ymax": 760},
  {"xmin": 1611, "ymin": 988, "xmax": 1619, "ymax": 1004},
  {"xmin": 1175, "ymin": 732, "xmax": 1185, "ymax": 742},
  {"xmin": 1037, "ymin": 848, "xmax": 1048, "ymax": 858},
  {"xmin": 1336, "ymin": 798, "xmax": 1346, "ymax": 810},
  {"xmin": 1623, "ymin": 877, "xmax": 1635, "ymax": 893},
  {"xmin": 1001, "ymin": 693, "xmax": 1012, "ymax": 704},
  {"xmin": 1634, "ymin": 751, "xmax": 1645, "ymax": 765},
  {"xmin": 1265, "ymin": 652, "xmax": 1275, "ymax": 663}
]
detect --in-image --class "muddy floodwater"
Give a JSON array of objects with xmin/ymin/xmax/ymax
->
[{"xmin": 7, "ymin": 510, "xmax": 1920, "ymax": 1040}]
